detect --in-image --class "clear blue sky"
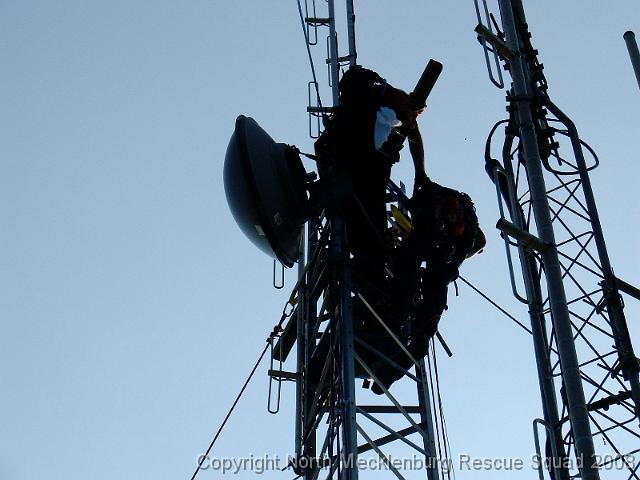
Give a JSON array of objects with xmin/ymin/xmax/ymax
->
[{"xmin": 1, "ymin": 1, "xmax": 638, "ymax": 479}]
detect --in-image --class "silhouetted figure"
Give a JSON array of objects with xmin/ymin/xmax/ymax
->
[
  {"xmin": 371, "ymin": 179, "xmax": 486, "ymax": 393},
  {"xmin": 314, "ymin": 64, "xmax": 485, "ymax": 393},
  {"xmin": 315, "ymin": 66, "xmax": 426, "ymax": 292}
]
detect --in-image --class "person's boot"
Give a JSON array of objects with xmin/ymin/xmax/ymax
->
[{"xmin": 370, "ymin": 364, "xmax": 405, "ymax": 395}]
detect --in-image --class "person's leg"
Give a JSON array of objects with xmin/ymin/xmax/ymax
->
[
  {"xmin": 408, "ymin": 261, "xmax": 459, "ymax": 358},
  {"xmin": 370, "ymin": 261, "xmax": 458, "ymax": 394},
  {"xmin": 347, "ymin": 161, "xmax": 391, "ymax": 291},
  {"xmin": 388, "ymin": 233, "xmax": 422, "ymax": 325},
  {"xmin": 368, "ymin": 199, "xmax": 433, "ymax": 394}
]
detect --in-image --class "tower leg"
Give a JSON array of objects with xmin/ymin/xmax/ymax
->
[
  {"xmin": 332, "ymin": 214, "xmax": 358, "ymax": 480},
  {"xmin": 416, "ymin": 357, "xmax": 440, "ymax": 480},
  {"xmin": 497, "ymin": 1, "xmax": 599, "ymax": 478}
]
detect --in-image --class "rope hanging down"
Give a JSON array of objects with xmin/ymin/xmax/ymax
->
[
  {"xmin": 187, "ymin": 260, "xmax": 518, "ymax": 480},
  {"xmin": 188, "ymin": 298, "xmax": 296, "ymax": 480}
]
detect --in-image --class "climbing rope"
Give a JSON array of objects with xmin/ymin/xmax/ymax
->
[{"xmin": 188, "ymin": 296, "xmax": 297, "ymax": 480}]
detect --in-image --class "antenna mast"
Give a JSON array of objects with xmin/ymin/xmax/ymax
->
[
  {"xmin": 270, "ymin": 1, "xmax": 449, "ymax": 479},
  {"xmin": 475, "ymin": 1, "xmax": 640, "ymax": 479}
]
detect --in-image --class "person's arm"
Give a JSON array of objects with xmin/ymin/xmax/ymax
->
[{"xmin": 408, "ymin": 126, "xmax": 427, "ymax": 194}]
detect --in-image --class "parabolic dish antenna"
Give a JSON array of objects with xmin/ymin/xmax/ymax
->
[{"xmin": 224, "ymin": 115, "xmax": 311, "ymax": 267}]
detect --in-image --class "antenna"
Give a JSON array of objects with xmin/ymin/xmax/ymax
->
[
  {"xmin": 224, "ymin": 115, "xmax": 312, "ymax": 267},
  {"xmin": 624, "ymin": 31, "xmax": 640, "ymax": 91},
  {"xmin": 219, "ymin": 2, "xmax": 640, "ymax": 480},
  {"xmin": 476, "ymin": 0, "xmax": 640, "ymax": 479},
  {"xmin": 222, "ymin": 1, "xmax": 454, "ymax": 478}
]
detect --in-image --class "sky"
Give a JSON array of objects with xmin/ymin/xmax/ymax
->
[{"xmin": 1, "ymin": 1, "xmax": 639, "ymax": 479}]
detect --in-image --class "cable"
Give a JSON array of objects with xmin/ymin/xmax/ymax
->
[
  {"xmin": 426, "ymin": 352, "xmax": 444, "ymax": 468},
  {"xmin": 189, "ymin": 342, "xmax": 271, "ymax": 480},
  {"xmin": 189, "ymin": 302, "xmax": 296, "ymax": 480},
  {"xmin": 457, "ymin": 275, "xmax": 533, "ymax": 335},
  {"xmin": 432, "ymin": 342, "xmax": 454, "ymax": 480}
]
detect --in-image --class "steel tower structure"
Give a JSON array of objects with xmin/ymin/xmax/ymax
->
[
  {"xmin": 475, "ymin": 1, "xmax": 640, "ymax": 479},
  {"xmin": 267, "ymin": 1, "xmax": 452, "ymax": 479}
]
